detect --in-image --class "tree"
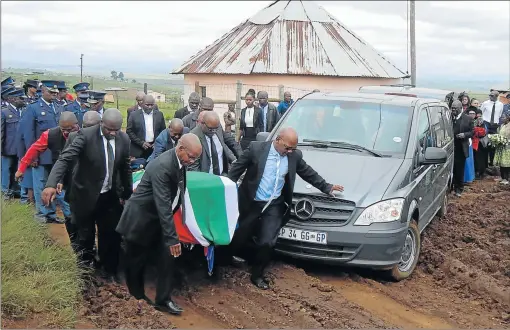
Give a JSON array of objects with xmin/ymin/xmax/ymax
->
[
  {"xmin": 110, "ymin": 70, "xmax": 118, "ymax": 80},
  {"xmin": 131, "ymin": 79, "xmax": 136, "ymax": 83},
  {"xmin": 118, "ymin": 72, "xmax": 124, "ymax": 81}
]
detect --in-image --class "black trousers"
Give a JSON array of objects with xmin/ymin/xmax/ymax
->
[
  {"xmin": 453, "ymin": 148, "xmax": 467, "ymax": 192},
  {"xmin": 64, "ymin": 220, "xmax": 79, "ymax": 254},
  {"xmin": 501, "ymin": 167, "xmax": 510, "ymax": 181},
  {"xmin": 74, "ymin": 190, "xmax": 122, "ymax": 274},
  {"xmin": 124, "ymin": 239, "xmax": 175, "ymax": 304},
  {"xmin": 474, "ymin": 146, "xmax": 488, "ymax": 176},
  {"xmin": 230, "ymin": 197, "xmax": 285, "ymax": 278}
]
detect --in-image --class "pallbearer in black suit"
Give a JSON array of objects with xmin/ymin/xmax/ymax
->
[
  {"xmin": 42, "ymin": 108, "xmax": 132, "ymax": 281},
  {"xmin": 126, "ymin": 95, "xmax": 166, "ymax": 160},
  {"xmin": 450, "ymin": 100, "xmax": 474, "ymax": 197},
  {"xmin": 227, "ymin": 127, "xmax": 343, "ymax": 289},
  {"xmin": 116, "ymin": 134, "xmax": 202, "ymax": 315}
]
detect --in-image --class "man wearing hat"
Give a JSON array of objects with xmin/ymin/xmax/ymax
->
[
  {"xmin": 174, "ymin": 92, "xmax": 200, "ymax": 119},
  {"xmin": 1, "ymin": 88, "xmax": 26, "ymax": 199},
  {"xmin": 87, "ymin": 91, "xmax": 107, "ymax": 118},
  {"xmin": 55, "ymin": 81, "xmax": 69, "ymax": 107},
  {"xmin": 1, "ymin": 76, "xmax": 15, "ymax": 89},
  {"xmin": 64, "ymin": 82, "xmax": 91, "ymax": 127},
  {"xmin": 18, "ymin": 80, "xmax": 62, "ymax": 223},
  {"xmin": 23, "ymin": 79, "xmax": 40, "ymax": 104}
]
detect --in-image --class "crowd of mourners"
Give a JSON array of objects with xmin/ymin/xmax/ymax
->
[{"xmin": 1, "ymin": 75, "xmax": 509, "ymax": 315}]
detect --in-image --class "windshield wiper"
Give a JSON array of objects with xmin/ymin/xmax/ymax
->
[{"xmin": 301, "ymin": 139, "xmax": 383, "ymax": 157}]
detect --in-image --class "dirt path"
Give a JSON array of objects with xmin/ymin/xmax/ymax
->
[{"xmin": 44, "ymin": 178, "xmax": 509, "ymax": 328}]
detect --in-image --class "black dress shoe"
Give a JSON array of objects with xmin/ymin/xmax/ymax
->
[
  {"xmin": 250, "ymin": 276, "xmax": 269, "ymax": 290},
  {"xmin": 155, "ymin": 300, "xmax": 183, "ymax": 315},
  {"xmin": 46, "ymin": 217, "xmax": 65, "ymax": 224}
]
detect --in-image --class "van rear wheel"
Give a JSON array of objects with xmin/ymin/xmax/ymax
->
[{"xmin": 388, "ymin": 220, "xmax": 420, "ymax": 281}]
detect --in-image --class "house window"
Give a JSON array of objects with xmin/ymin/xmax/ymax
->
[{"xmin": 200, "ymin": 86, "xmax": 207, "ymax": 98}]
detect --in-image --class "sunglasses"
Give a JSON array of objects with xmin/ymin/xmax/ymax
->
[{"xmin": 277, "ymin": 137, "xmax": 297, "ymax": 151}]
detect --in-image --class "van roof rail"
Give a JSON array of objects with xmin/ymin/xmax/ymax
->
[{"xmin": 382, "ymin": 84, "xmax": 416, "ymax": 88}]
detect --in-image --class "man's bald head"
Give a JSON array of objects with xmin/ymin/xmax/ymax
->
[
  {"xmin": 188, "ymin": 92, "xmax": 200, "ymax": 111},
  {"xmin": 168, "ymin": 118, "xmax": 184, "ymax": 142},
  {"xmin": 199, "ymin": 97, "xmax": 214, "ymax": 112},
  {"xmin": 169, "ymin": 118, "xmax": 184, "ymax": 130},
  {"xmin": 135, "ymin": 91, "xmax": 146, "ymax": 101},
  {"xmin": 201, "ymin": 111, "xmax": 220, "ymax": 137},
  {"xmin": 274, "ymin": 127, "xmax": 298, "ymax": 156},
  {"xmin": 451, "ymin": 100, "xmax": 462, "ymax": 116},
  {"xmin": 59, "ymin": 112, "xmax": 78, "ymax": 136},
  {"xmin": 59, "ymin": 111, "xmax": 78, "ymax": 125},
  {"xmin": 83, "ymin": 111, "xmax": 101, "ymax": 127},
  {"xmin": 176, "ymin": 133, "xmax": 202, "ymax": 166},
  {"xmin": 257, "ymin": 91, "xmax": 269, "ymax": 107},
  {"xmin": 143, "ymin": 95, "xmax": 155, "ymax": 104},
  {"xmin": 101, "ymin": 108, "xmax": 123, "ymax": 140},
  {"xmin": 142, "ymin": 95, "xmax": 156, "ymax": 113}
]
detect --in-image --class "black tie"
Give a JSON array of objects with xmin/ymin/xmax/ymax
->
[
  {"xmin": 178, "ymin": 168, "xmax": 186, "ymax": 222},
  {"xmin": 209, "ymin": 136, "xmax": 221, "ymax": 175},
  {"xmin": 106, "ymin": 141, "xmax": 114, "ymax": 190},
  {"xmin": 490, "ymin": 102, "xmax": 496, "ymax": 124}
]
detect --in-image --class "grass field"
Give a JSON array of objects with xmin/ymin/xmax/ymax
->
[{"xmin": 1, "ymin": 201, "xmax": 82, "ymax": 328}]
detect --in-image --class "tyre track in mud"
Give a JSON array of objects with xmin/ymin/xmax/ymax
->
[{"xmin": 45, "ymin": 178, "xmax": 509, "ymax": 328}]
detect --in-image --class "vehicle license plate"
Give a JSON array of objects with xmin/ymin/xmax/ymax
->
[{"xmin": 278, "ymin": 227, "xmax": 327, "ymax": 245}]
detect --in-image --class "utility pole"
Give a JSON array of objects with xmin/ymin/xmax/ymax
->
[
  {"xmin": 80, "ymin": 54, "xmax": 84, "ymax": 82},
  {"xmin": 410, "ymin": 0, "xmax": 416, "ymax": 86}
]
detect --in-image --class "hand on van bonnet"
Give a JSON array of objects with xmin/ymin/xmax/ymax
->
[{"xmin": 330, "ymin": 184, "xmax": 344, "ymax": 195}]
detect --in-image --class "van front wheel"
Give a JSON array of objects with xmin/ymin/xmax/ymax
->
[{"xmin": 388, "ymin": 220, "xmax": 421, "ymax": 281}]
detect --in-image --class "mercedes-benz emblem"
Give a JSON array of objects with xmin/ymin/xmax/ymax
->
[{"xmin": 294, "ymin": 198, "xmax": 315, "ymax": 220}]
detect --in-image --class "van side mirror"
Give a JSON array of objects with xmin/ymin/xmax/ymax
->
[
  {"xmin": 419, "ymin": 147, "xmax": 447, "ymax": 165},
  {"xmin": 256, "ymin": 132, "xmax": 270, "ymax": 142}
]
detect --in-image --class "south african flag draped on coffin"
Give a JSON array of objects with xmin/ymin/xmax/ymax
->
[{"xmin": 132, "ymin": 170, "xmax": 239, "ymax": 272}]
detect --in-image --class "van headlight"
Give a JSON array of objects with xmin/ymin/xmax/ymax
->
[{"xmin": 354, "ymin": 198, "xmax": 405, "ymax": 226}]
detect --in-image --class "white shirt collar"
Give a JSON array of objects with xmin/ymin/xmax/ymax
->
[
  {"xmin": 175, "ymin": 149, "xmax": 182, "ymax": 169},
  {"xmin": 187, "ymin": 105, "xmax": 194, "ymax": 113},
  {"xmin": 41, "ymin": 98, "xmax": 51, "ymax": 107},
  {"xmin": 143, "ymin": 110, "xmax": 153, "ymax": 116}
]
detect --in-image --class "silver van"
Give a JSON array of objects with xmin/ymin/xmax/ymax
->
[
  {"xmin": 257, "ymin": 92, "xmax": 454, "ymax": 280},
  {"xmin": 358, "ymin": 85, "xmax": 455, "ymax": 108}
]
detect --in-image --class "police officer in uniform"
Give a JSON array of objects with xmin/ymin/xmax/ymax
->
[
  {"xmin": 1, "ymin": 88, "xmax": 25, "ymax": 199},
  {"xmin": 1, "ymin": 77, "xmax": 15, "ymax": 108},
  {"xmin": 87, "ymin": 91, "xmax": 107, "ymax": 118},
  {"xmin": 64, "ymin": 82, "xmax": 90, "ymax": 127},
  {"xmin": 23, "ymin": 79, "xmax": 40, "ymax": 104},
  {"xmin": 55, "ymin": 81, "xmax": 69, "ymax": 107},
  {"xmin": 18, "ymin": 80, "xmax": 62, "ymax": 222}
]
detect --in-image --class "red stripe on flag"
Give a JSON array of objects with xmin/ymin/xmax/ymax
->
[{"xmin": 173, "ymin": 208, "xmax": 200, "ymax": 245}]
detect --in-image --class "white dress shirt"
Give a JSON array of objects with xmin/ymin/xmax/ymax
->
[
  {"xmin": 245, "ymin": 107, "xmax": 254, "ymax": 128},
  {"xmin": 143, "ymin": 110, "xmax": 155, "ymax": 142},
  {"xmin": 206, "ymin": 134, "xmax": 224, "ymax": 174},
  {"xmin": 172, "ymin": 150, "xmax": 183, "ymax": 210},
  {"xmin": 97, "ymin": 108, "xmax": 104, "ymax": 118},
  {"xmin": 100, "ymin": 129, "xmax": 116, "ymax": 194},
  {"xmin": 480, "ymin": 100, "xmax": 504, "ymax": 123}
]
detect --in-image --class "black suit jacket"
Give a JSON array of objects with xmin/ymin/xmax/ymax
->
[
  {"xmin": 240, "ymin": 107, "xmax": 264, "ymax": 137},
  {"xmin": 174, "ymin": 106, "xmax": 190, "ymax": 119},
  {"xmin": 188, "ymin": 126, "xmax": 236, "ymax": 174},
  {"xmin": 126, "ymin": 109, "xmax": 166, "ymax": 158},
  {"xmin": 453, "ymin": 113, "xmax": 474, "ymax": 158},
  {"xmin": 116, "ymin": 149, "xmax": 183, "ymax": 248},
  {"xmin": 228, "ymin": 141, "xmax": 332, "ymax": 226},
  {"xmin": 46, "ymin": 125, "xmax": 132, "ymax": 218}
]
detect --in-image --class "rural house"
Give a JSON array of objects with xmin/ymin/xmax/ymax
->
[{"xmin": 172, "ymin": 0, "xmax": 407, "ymax": 104}]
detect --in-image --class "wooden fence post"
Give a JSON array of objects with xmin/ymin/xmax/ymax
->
[
  {"xmin": 143, "ymin": 83, "xmax": 148, "ymax": 94},
  {"xmin": 194, "ymin": 81, "xmax": 200, "ymax": 94},
  {"xmin": 235, "ymin": 80, "xmax": 243, "ymax": 142},
  {"xmin": 278, "ymin": 85, "xmax": 284, "ymax": 101}
]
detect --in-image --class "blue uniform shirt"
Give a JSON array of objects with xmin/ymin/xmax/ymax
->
[
  {"xmin": 255, "ymin": 143, "xmax": 289, "ymax": 202},
  {"xmin": 64, "ymin": 100, "xmax": 87, "ymax": 127},
  {"xmin": 1, "ymin": 103, "xmax": 21, "ymax": 156}
]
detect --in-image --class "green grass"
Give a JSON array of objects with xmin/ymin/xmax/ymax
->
[{"xmin": 1, "ymin": 201, "xmax": 83, "ymax": 328}]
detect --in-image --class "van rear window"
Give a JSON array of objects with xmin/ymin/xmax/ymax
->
[{"xmin": 276, "ymin": 99, "xmax": 413, "ymax": 155}]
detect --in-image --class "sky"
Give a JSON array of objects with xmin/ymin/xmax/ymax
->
[{"xmin": 1, "ymin": 1, "xmax": 509, "ymax": 83}]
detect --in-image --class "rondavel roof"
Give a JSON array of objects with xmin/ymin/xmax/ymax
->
[{"xmin": 172, "ymin": 0, "xmax": 406, "ymax": 78}]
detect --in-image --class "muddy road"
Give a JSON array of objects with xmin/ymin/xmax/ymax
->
[{"xmin": 48, "ymin": 178, "xmax": 509, "ymax": 329}]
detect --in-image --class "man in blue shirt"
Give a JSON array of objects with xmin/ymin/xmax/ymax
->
[
  {"xmin": 277, "ymin": 91, "xmax": 294, "ymax": 116},
  {"xmin": 227, "ymin": 127, "xmax": 343, "ymax": 289}
]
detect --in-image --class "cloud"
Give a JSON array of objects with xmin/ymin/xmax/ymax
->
[{"xmin": 1, "ymin": 0, "xmax": 508, "ymax": 81}]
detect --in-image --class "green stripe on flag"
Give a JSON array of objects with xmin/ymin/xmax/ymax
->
[{"xmin": 186, "ymin": 172, "xmax": 231, "ymax": 245}]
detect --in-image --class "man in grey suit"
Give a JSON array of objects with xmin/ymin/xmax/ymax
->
[
  {"xmin": 116, "ymin": 134, "xmax": 202, "ymax": 316},
  {"xmin": 183, "ymin": 97, "xmax": 243, "ymax": 158},
  {"xmin": 189, "ymin": 112, "xmax": 236, "ymax": 175},
  {"xmin": 257, "ymin": 90, "xmax": 280, "ymax": 133}
]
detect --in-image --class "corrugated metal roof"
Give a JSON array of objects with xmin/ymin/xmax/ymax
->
[{"xmin": 172, "ymin": 0, "xmax": 406, "ymax": 78}]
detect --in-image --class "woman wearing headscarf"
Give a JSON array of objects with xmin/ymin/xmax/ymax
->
[
  {"xmin": 463, "ymin": 107, "xmax": 476, "ymax": 183},
  {"xmin": 495, "ymin": 113, "xmax": 510, "ymax": 185}
]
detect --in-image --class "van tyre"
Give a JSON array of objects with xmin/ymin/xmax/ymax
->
[
  {"xmin": 388, "ymin": 220, "xmax": 420, "ymax": 281},
  {"xmin": 437, "ymin": 192, "xmax": 448, "ymax": 218}
]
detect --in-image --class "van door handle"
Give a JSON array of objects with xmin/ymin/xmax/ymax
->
[{"xmin": 432, "ymin": 164, "xmax": 440, "ymax": 170}]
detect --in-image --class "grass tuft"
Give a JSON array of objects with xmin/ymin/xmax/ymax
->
[{"xmin": 1, "ymin": 201, "xmax": 83, "ymax": 328}]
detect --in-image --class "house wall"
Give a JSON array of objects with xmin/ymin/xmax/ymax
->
[{"xmin": 182, "ymin": 73, "xmax": 401, "ymax": 127}]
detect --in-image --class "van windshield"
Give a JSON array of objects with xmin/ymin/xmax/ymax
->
[{"xmin": 275, "ymin": 99, "xmax": 413, "ymax": 156}]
